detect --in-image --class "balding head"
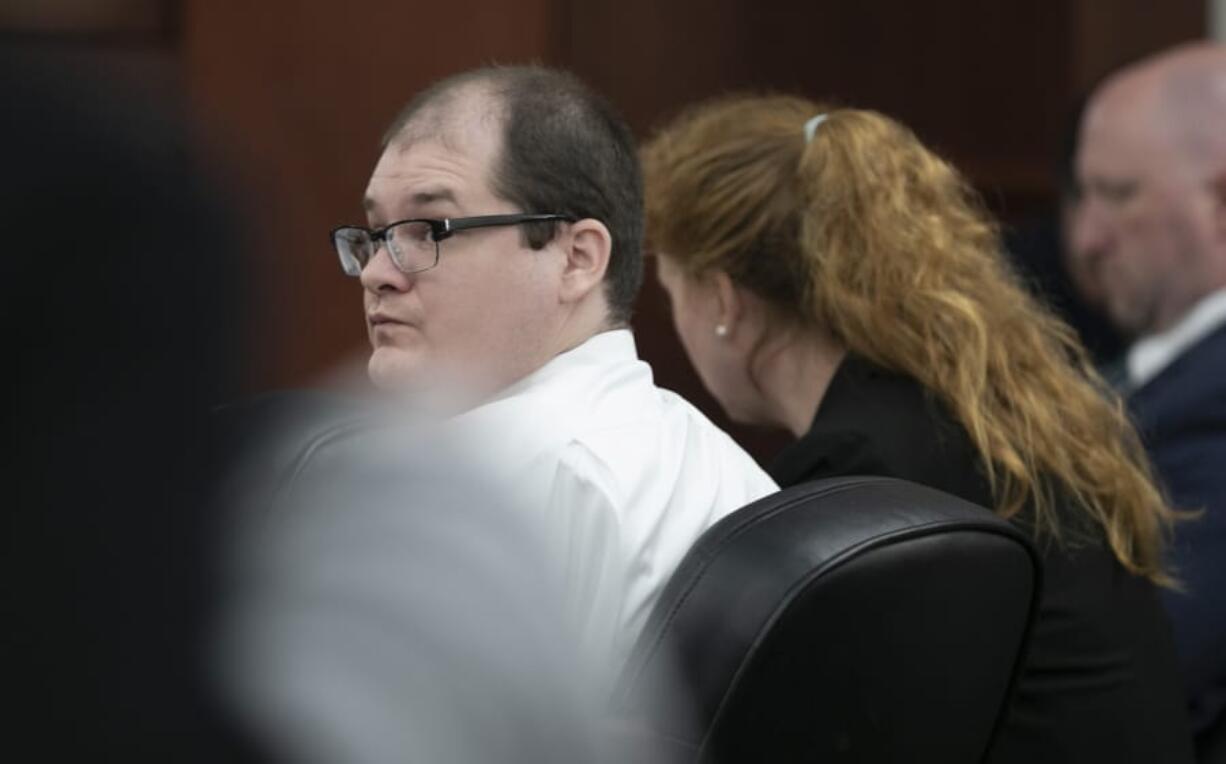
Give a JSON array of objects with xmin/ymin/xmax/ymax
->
[
  {"xmin": 382, "ymin": 73, "xmax": 505, "ymax": 152},
  {"xmin": 1071, "ymin": 43, "xmax": 1226, "ymax": 338},
  {"xmin": 378, "ymin": 67, "xmax": 644, "ymax": 325},
  {"xmin": 1090, "ymin": 43, "xmax": 1226, "ymax": 171}
]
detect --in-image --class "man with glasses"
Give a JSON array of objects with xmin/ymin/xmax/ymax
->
[{"xmin": 330, "ymin": 66, "xmax": 776, "ymax": 671}]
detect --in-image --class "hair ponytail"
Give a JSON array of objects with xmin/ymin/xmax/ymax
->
[{"xmin": 644, "ymin": 94, "xmax": 1179, "ymax": 584}]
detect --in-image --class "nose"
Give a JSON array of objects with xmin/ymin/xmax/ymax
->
[
  {"xmin": 1065, "ymin": 198, "xmax": 1115, "ymax": 304},
  {"xmin": 358, "ymin": 240, "xmax": 412, "ymax": 294},
  {"xmin": 1069, "ymin": 197, "xmax": 1113, "ymax": 263}
]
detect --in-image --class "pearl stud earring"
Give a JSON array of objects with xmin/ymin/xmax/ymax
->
[{"xmin": 715, "ymin": 324, "xmax": 728, "ymax": 337}]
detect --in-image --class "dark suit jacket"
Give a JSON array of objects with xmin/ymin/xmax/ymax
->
[
  {"xmin": 770, "ymin": 354, "xmax": 1194, "ymax": 763},
  {"xmin": 1130, "ymin": 323, "xmax": 1226, "ymax": 746}
]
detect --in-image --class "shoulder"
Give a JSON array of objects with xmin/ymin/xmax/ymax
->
[
  {"xmin": 550, "ymin": 440, "xmax": 624, "ymax": 510},
  {"xmin": 553, "ymin": 370, "xmax": 774, "ymax": 496},
  {"xmin": 1130, "ymin": 326, "xmax": 1226, "ymax": 435},
  {"xmin": 771, "ymin": 357, "xmax": 987, "ymax": 502},
  {"xmin": 1132, "ymin": 324, "xmax": 1226, "ymax": 400}
]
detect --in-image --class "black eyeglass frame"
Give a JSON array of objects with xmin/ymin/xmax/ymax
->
[{"xmin": 330, "ymin": 213, "xmax": 577, "ymax": 276}]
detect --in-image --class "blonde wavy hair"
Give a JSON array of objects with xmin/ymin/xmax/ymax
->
[{"xmin": 642, "ymin": 94, "xmax": 1177, "ymax": 584}]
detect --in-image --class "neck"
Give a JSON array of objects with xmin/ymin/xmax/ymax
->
[
  {"xmin": 755, "ymin": 327, "xmax": 847, "ymax": 438},
  {"xmin": 552, "ymin": 299, "xmax": 616, "ymax": 356}
]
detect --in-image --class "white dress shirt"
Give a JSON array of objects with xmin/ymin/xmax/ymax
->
[
  {"xmin": 456, "ymin": 329, "xmax": 778, "ymax": 671},
  {"xmin": 1127, "ymin": 289, "xmax": 1226, "ymax": 389}
]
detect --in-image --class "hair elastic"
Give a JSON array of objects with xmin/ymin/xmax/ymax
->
[{"xmin": 803, "ymin": 113, "xmax": 829, "ymax": 143}]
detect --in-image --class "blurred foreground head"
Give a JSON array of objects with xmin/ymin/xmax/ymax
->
[
  {"xmin": 3, "ymin": 51, "xmax": 252, "ymax": 758},
  {"xmin": 221, "ymin": 421, "xmax": 622, "ymax": 763},
  {"xmin": 1072, "ymin": 42, "xmax": 1226, "ymax": 339}
]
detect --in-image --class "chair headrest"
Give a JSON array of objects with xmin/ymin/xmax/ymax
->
[{"xmin": 615, "ymin": 476, "xmax": 1040, "ymax": 763}]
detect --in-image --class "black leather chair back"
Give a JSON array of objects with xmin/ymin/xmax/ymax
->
[{"xmin": 614, "ymin": 476, "xmax": 1041, "ymax": 763}]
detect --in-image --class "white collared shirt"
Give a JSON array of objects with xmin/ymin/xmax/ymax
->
[
  {"xmin": 457, "ymin": 329, "xmax": 778, "ymax": 671},
  {"xmin": 1127, "ymin": 289, "xmax": 1226, "ymax": 390}
]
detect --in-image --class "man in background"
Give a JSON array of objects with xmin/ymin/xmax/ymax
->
[
  {"xmin": 329, "ymin": 65, "xmax": 776, "ymax": 670},
  {"xmin": 1072, "ymin": 42, "xmax": 1226, "ymax": 756}
]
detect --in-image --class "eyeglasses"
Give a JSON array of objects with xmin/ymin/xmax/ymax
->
[{"xmin": 329, "ymin": 213, "xmax": 576, "ymax": 276}]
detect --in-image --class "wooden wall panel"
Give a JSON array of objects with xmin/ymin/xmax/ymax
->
[
  {"xmin": 0, "ymin": 0, "xmax": 171, "ymax": 38},
  {"xmin": 1069, "ymin": 0, "xmax": 1206, "ymax": 94}
]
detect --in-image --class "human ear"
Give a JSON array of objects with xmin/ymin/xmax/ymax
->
[
  {"xmin": 558, "ymin": 218, "xmax": 612, "ymax": 304},
  {"xmin": 710, "ymin": 270, "xmax": 745, "ymax": 336}
]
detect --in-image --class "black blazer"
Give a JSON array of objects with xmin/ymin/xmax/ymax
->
[
  {"xmin": 770, "ymin": 355, "xmax": 1194, "ymax": 764},
  {"xmin": 1130, "ymin": 324, "xmax": 1226, "ymax": 745}
]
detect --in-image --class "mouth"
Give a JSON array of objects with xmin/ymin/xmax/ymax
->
[
  {"xmin": 368, "ymin": 312, "xmax": 411, "ymax": 328},
  {"xmin": 368, "ymin": 313, "xmax": 419, "ymax": 345}
]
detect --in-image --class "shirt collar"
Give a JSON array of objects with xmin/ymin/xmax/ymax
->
[
  {"xmin": 1127, "ymin": 289, "xmax": 1226, "ymax": 389},
  {"xmin": 447, "ymin": 329, "xmax": 640, "ymax": 467},
  {"xmin": 482, "ymin": 328, "xmax": 639, "ymax": 404}
]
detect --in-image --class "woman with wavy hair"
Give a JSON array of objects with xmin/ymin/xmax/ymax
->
[{"xmin": 642, "ymin": 95, "xmax": 1193, "ymax": 762}]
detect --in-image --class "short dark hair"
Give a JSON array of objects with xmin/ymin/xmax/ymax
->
[{"xmin": 382, "ymin": 66, "xmax": 644, "ymax": 325}]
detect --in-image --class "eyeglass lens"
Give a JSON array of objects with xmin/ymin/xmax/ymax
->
[{"xmin": 334, "ymin": 220, "xmax": 437, "ymax": 275}]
